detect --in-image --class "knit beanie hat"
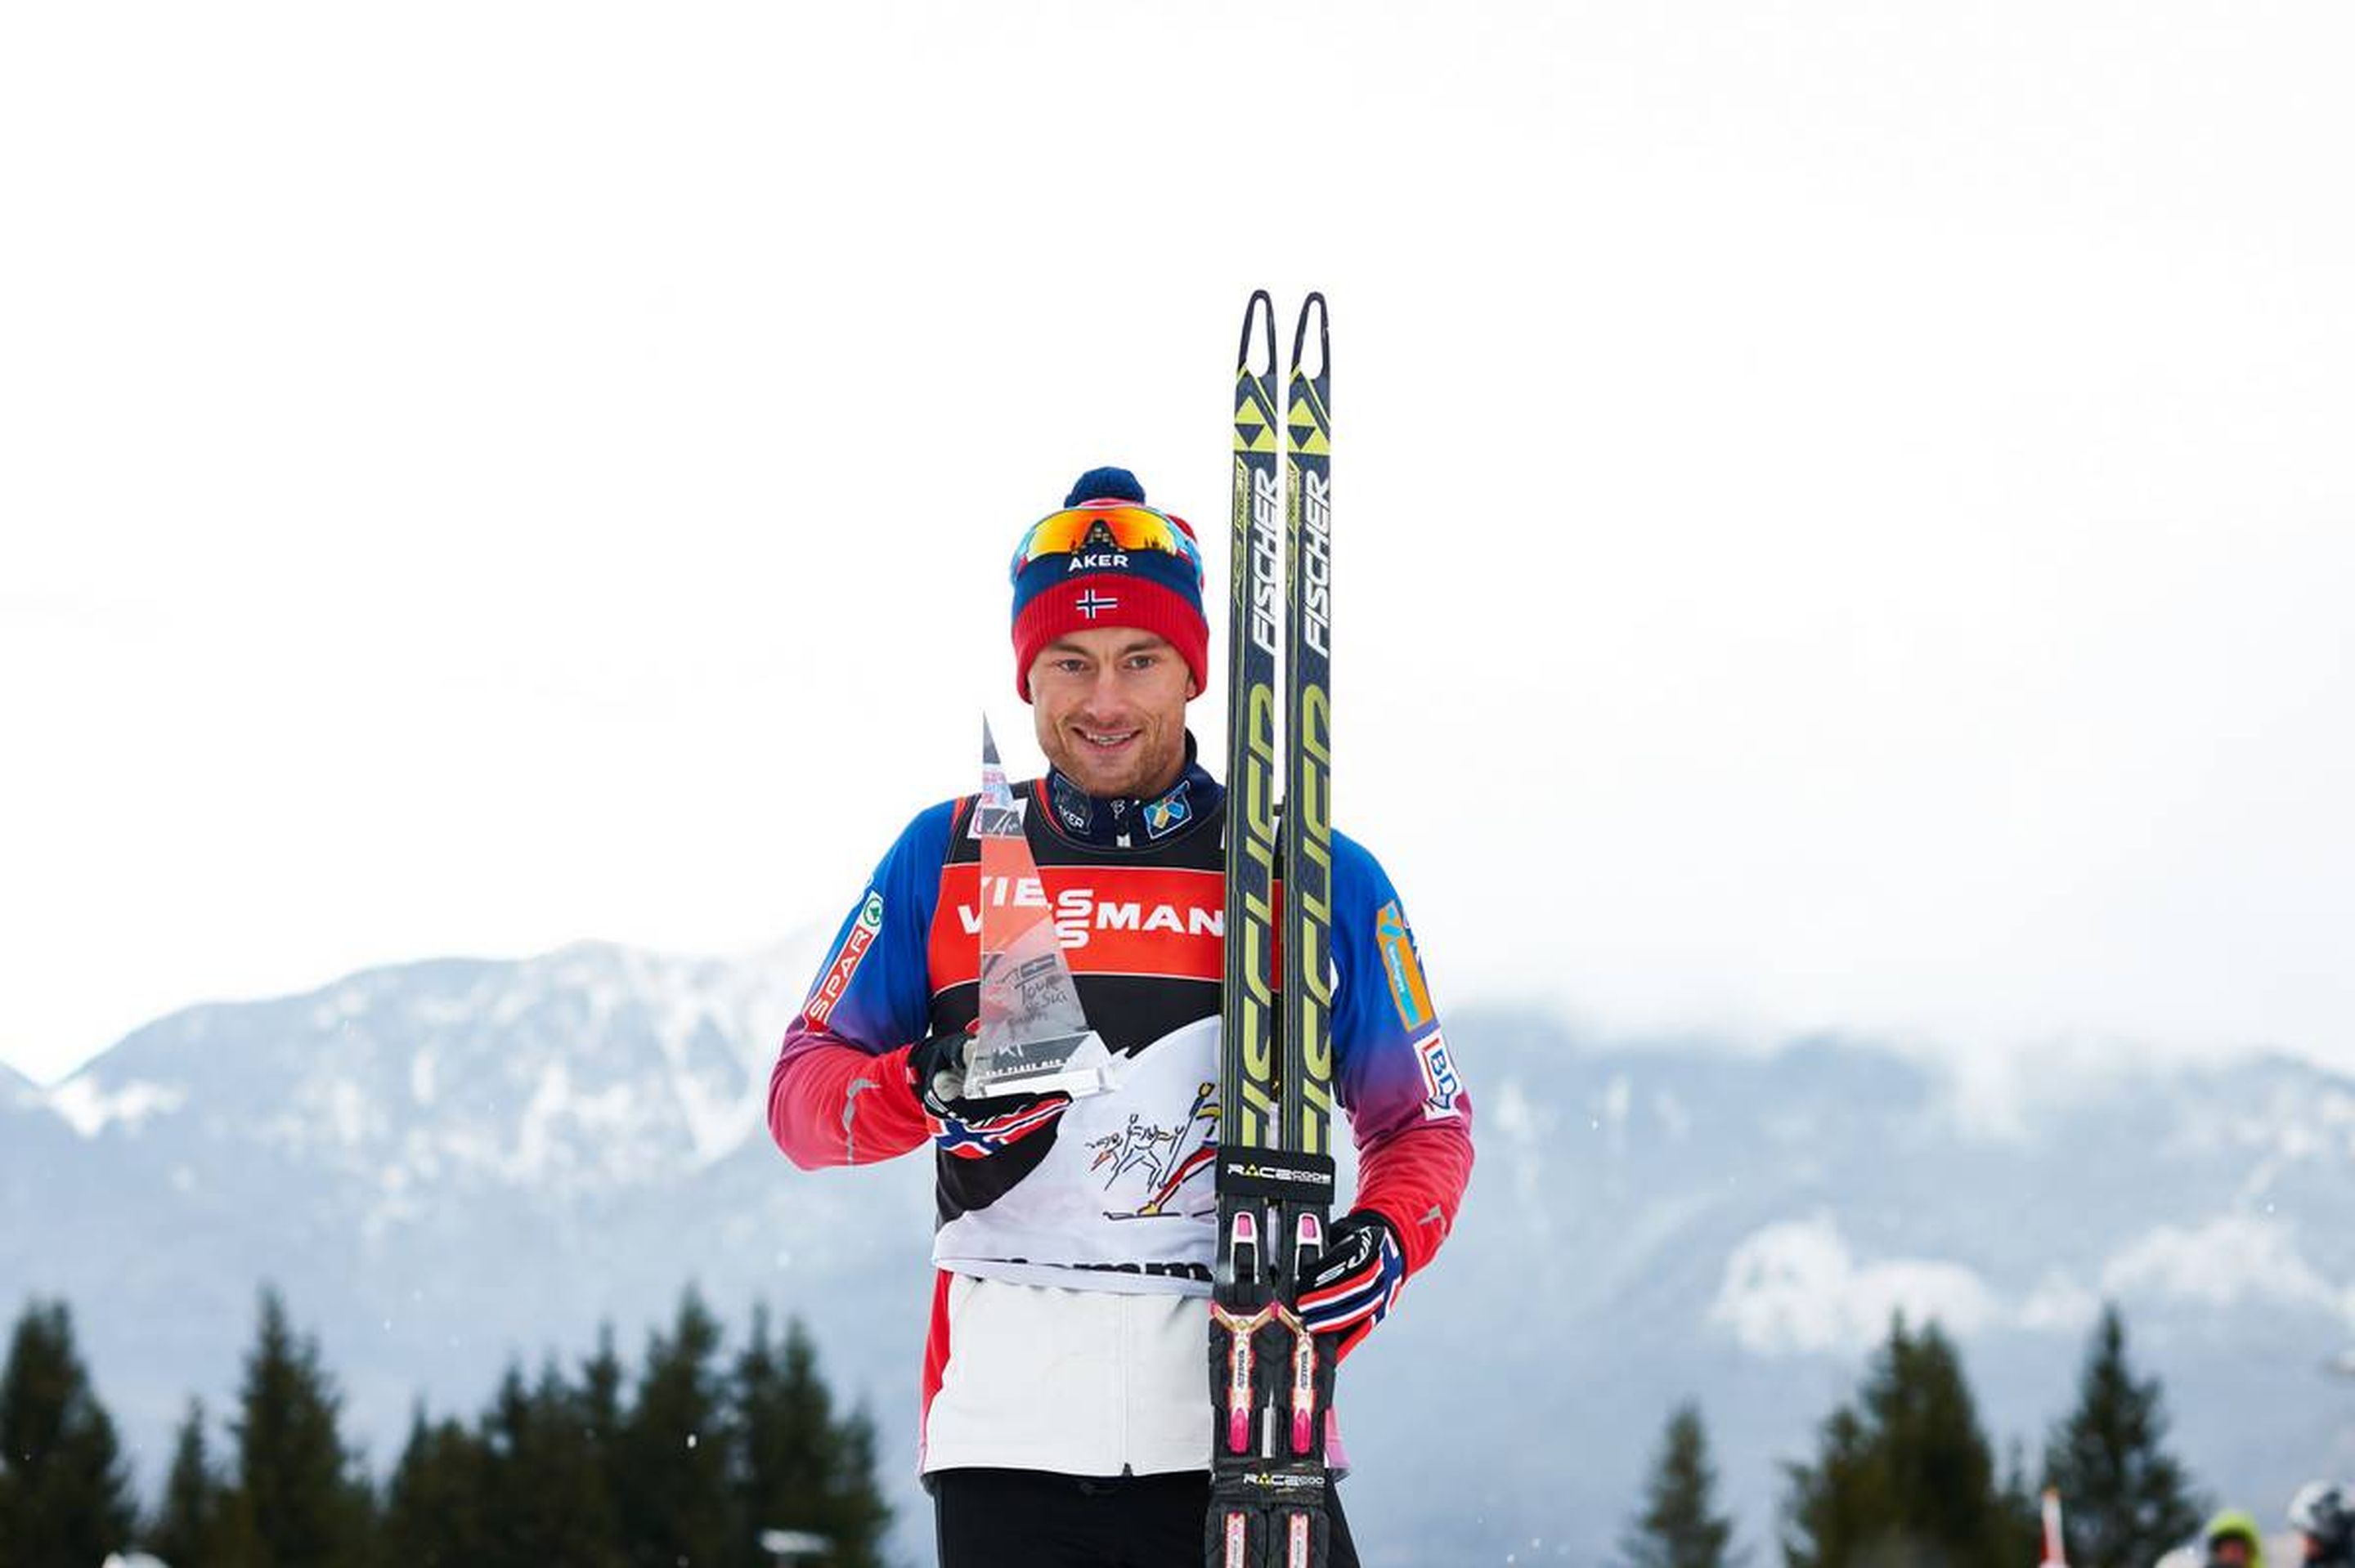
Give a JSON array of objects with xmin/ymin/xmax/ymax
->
[{"xmin": 1007, "ymin": 466, "xmax": 1210, "ymax": 702}]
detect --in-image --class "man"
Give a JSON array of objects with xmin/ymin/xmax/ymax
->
[
  {"xmin": 2204, "ymin": 1510, "xmax": 2267, "ymax": 1568},
  {"xmin": 2290, "ymin": 1482, "xmax": 2353, "ymax": 1568},
  {"xmin": 769, "ymin": 468, "xmax": 1473, "ymax": 1567}
]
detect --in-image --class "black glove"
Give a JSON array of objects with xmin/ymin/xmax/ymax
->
[
  {"xmin": 905, "ymin": 1028, "xmax": 976, "ymax": 1119},
  {"xmin": 1295, "ymin": 1212, "xmax": 1405, "ymax": 1356},
  {"xmin": 905, "ymin": 1027, "xmax": 1071, "ymax": 1145}
]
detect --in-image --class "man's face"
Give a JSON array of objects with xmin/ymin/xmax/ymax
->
[
  {"xmin": 1028, "ymin": 626, "xmax": 1195, "ymax": 800},
  {"xmin": 2213, "ymin": 1538, "xmax": 2253, "ymax": 1568}
]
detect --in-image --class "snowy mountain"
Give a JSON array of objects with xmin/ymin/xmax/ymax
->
[
  {"xmin": 1435, "ymin": 1019, "xmax": 2355, "ymax": 1561},
  {"xmin": 6, "ymin": 953, "xmax": 2353, "ymax": 1567},
  {"xmin": 1, "ymin": 1060, "xmax": 39, "ymax": 1121}
]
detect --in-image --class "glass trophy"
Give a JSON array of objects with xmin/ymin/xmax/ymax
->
[{"xmin": 962, "ymin": 718, "xmax": 1118, "ymax": 1101}]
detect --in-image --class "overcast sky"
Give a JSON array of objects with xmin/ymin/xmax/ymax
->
[{"xmin": 4, "ymin": 0, "xmax": 2351, "ymax": 1086}]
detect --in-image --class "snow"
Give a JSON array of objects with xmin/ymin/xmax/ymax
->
[
  {"xmin": 2101, "ymin": 1214, "xmax": 2355, "ymax": 1325},
  {"xmin": 47, "ymin": 1075, "xmax": 187, "ymax": 1138},
  {"xmin": 310, "ymin": 982, "xmax": 375, "ymax": 1030},
  {"xmin": 1698, "ymin": 1211, "xmax": 2324, "ymax": 1355},
  {"xmin": 512, "ymin": 1060, "xmax": 581, "ymax": 1181},
  {"xmin": 1484, "ymin": 1077, "xmax": 1559, "ymax": 1239},
  {"xmin": 2259, "ymin": 1081, "xmax": 2355, "ymax": 1162},
  {"xmin": 1710, "ymin": 1212, "xmax": 2002, "ymax": 1354},
  {"xmin": 1489, "ymin": 1077, "xmax": 1541, "ymax": 1139},
  {"xmin": 413, "ymin": 992, "xmax": 476, "ymax": 1028},
  {"xmin": 1597, "ymin": 1073, "xmax": 1633, "ymax": 1154},
  {"xmin": 327, "ymin": 1077, "xmax": 368, "ymax": 1146},
  {"xmin": 491, "ymin": 978, "xmax": 539, "ymax": 1026}
]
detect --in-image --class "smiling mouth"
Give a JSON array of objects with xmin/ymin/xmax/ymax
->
[{"xmin": 1074, "ymin": 728, "xmax": 1139, "ymax": 753}]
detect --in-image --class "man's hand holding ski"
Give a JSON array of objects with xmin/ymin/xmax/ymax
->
[{"xmin": 1296, "ymin": 1212, "xmax": 1406, "ymax": 1360}]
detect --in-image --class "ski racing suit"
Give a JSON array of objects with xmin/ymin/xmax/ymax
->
[{"xmin": 768, "ymin": 750, "xmax": 1474, "ymax": 1493}]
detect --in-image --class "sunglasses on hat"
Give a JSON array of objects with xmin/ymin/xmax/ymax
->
[{"xmin": 1008, "ymin": 505, "xmax": 1204, "ymax": 588}]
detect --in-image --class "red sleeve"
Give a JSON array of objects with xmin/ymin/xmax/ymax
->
[
  {"xmin": 766, "ymin": 1033, "xmax": 931, "ymax": 1170},
  {"xmin": 1352, "ymin": 1109, "xmax": 1474, "ymax": 1278},
  {"xmin": 768, "ymin": 802, "xmax": 956, "ymax": 1169}
]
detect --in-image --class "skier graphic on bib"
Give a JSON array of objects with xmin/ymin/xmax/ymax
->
[{"xmin": 1089, "ymin": 1080, "xmax": 1219, "ymax": 1221}]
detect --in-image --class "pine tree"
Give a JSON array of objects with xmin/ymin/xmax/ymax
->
[
  {"xmin": 384, "ymin": 1404, "xmax": 492, "ymax": 1568},
  {"xmin": 210, "ymin": 1483, "xmax": 267, "ymax": 1567},
  {"xmin": 731, "ymin": 1307, "xmax": 831, "ymax": 1567},
  {"xmin": 147, "ymin": 1397, "xmax": 226, "ymax": 1567},
  {"xmin": 1782, "ymin": 1314, "xmax": 2013, "ymax": 1568},
  {"xmin": 227, "ymin": 1285, "xmax": 371, "ymax": 1568},
  {"xmin": 617, "ymin": 1287, "xmax": 734, "ymax": 1568},
  {"xmin": 478, "ymin": 1360, "xmax": 626, "ymax": 1567},
  {"xmin": 0, "ymin": 1297, "xmax": 137, "ymax": 1566},
  {"xmin": 341, "ymin": 1467, "xmax": 384, "ymax": 1568},
  {"xmin": 1783, "ymin": 1404, "xmax": 1880, "ymax": 1568},
  {"xmin": 2043, "ymin": 1304, "xmax": 2206, "ymax": 1568},
  {"xmin": 729, "ymin": 1307, "xmax": 890, "ymax": 1568},
  {"xmin": 1622, "ymin": 1400, "xmax": 1740, "ymax": 1568},
  {"xmin": 819, "ymin": 1400, "xmax": 891, "ymax": 1568},
  {"xmin": 1874, "ymin": 1318, "xmax": 2003, "ymax": 1562},
  {"xmin": 1997, "ymin": 1440, "xmax": 2048, "ymax": 1568},
  {"xmin": 580, "ymin": 1323, "xmax": 628, "ymax": 1502}
]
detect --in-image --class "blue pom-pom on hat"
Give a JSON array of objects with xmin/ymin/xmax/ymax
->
[{"xmin": 1065, "ymin": 466, "xmax": 1146, "ymax": 507}]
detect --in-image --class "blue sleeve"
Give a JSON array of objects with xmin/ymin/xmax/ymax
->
[
  {"xmin": 1327, "ymin": 828, "xmax": 1474, "ymax": 1274},
  {"xmin": 1327, "ymin": 830, "xmax": 1465, "ymax": 1139},
  {"xmin": 788, "ymin": 800, "xmax": 955, "ymax": 1055}
]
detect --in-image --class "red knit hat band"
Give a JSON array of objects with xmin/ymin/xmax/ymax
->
[{"xmin": 1012, "ymin": 577, "xmax": 1210, "ymax": 701}]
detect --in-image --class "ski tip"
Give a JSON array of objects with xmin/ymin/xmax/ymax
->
[
  {"xmin": 1291, "ymin": 293, "xmax": 1330, "ymax": 380},
  {"xmin": 1238, "ymin": 292, "xmax": 1277, "ymax": 376},
  {"xmin": 981, "ymin": 712, "xmax": 1001, "ymax": 766}
]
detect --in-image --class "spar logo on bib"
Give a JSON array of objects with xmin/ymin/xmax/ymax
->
[{"xmin": 804, "ymin": 890, "xmax": 884, "ymax": 1027}]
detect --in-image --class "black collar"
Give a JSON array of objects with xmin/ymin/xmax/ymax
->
[{"xmin": 1041, "ymin": 736, "xmax": 1219, "ymax": 848}]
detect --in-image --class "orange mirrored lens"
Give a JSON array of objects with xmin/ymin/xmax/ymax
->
[{"xmin": 1010, "ymin": 506, "xmax": 1202, "ymax": 579}]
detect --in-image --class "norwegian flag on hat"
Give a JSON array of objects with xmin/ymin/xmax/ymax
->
[{"xmin": 1007, "ymin": 467, "xmax": 1209, "ymax": 701}]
